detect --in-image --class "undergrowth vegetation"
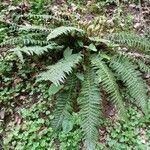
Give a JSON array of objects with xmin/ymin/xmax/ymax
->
[{"xmin": 0, "ymin": 0, "xmax": 150, "ymax": 150}]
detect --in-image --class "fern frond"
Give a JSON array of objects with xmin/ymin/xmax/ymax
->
[
  {"xmin": 91, "ymin": 56, "xmax": 127, "ymax": 120},
  {"xmin": 117, "ymin": 52, "xmax": 150, "ymax": 74},
  {"xmin": 21, "ymin": 39, "xmax": 49, "ymax": 46},
  {"xmin": 125, "ymin": 54, "xmax": 150, "ymax": 74},
  {"xmin": 37, "ymin": 49, "xmax": 82, "ymax": 85},
  {"xmin": 107, "ymin": 32, "xmax": 150, "ymax": 52},
  {"xmin": 135, "ymin": 59, "xmax": 150, "ymax": 74},
  {"xmin": 26, "ymin": 14, "xmax": 65, "ymax": 22},
  {"xmin": 47, "ymin": 26, "xmax": 84, "ymax": 40},
  {"xmin": 0, "ymin": 36, "xmax": 26, "ymax": 47},
  {"xmin": 0, "ymin": 35, "xmax": 49, "ymax": 47},
  {"xmin": 10, "ymin": 43, "xmax": 62, "ymax": 55},
  {"xmin": 78, "ymin": 68, "xmax": 101, "ymax": 150},
  {"xmin": 10, "ymin": 43, "xmax": 63, "ymax": 62},
  {"xmin": 52, "ymin": 76, "xmax": 77, "ymax": 129},
  {"xmin": 110, "ymin": 55, "xmax": 148, "ymax": 114},
  {"xmin": 19, "ymin": 25, "xmax": 51, "ymax": 32}
]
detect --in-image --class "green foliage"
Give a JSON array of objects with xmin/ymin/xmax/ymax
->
[
  {"xmin": 110, "ymin": 56, "xmax": 148, "ymax": 114},
  {"xmin": 0, "ymin": 57, "xmax": 13, "ymax": 75},
  {"xmin": 1, "ymin": 24, "xmax": 149, "ymax": 149},
  {"xmin": 0, "ymin": 1, "xmax": 150, "ymax": 150},
  {"xmin": 19, "ymin": 25, "xmax": 51, "ymax": 32},
  {"xmin": 3, "ymin": 101, "xmax": 55, "ymax": 150},
  {"xmin": 37, "ymin": 49, "xmax": 82, "ymax": 85},
  {"xmin": 0, "ymin": 34, "xmax": 49, "ymax": 47},
  {"xmin": 135, "ymin": 59, "xmax": 150, "ymax": 74},
  {"xmin": 107, "ymin": 32, "xmax": 150, "ymax": 52},
  {"xmin": 78, "ymin": 68, "xmax": 101, "ymax": 150},
  {"xmin": 26, "ymin": 14, "xmax": 63, "ymax": 22},
  {"xmin": 91, "ymin": 56, "xmax": 127, "ymax": 120},
  {"xmin": 52, "ymin": 76, "xmax": 77, "ymax": 129},
  {"xmin": 106, "ymin": 107, "xmax": 150, "ymax": 149},
  {"xmin": 0, "ymin": 27, "xmax": 7, "ymax": 42},
  {"xmin": 10, "ymin": 43, "xmax": 63, "ymax": 62},
  {"xmin": 47, "ymin": 26, "xmax": 84, "ymax": 40},
  {"xmin": 58, "ymin": 129, "xmax": 82, "ymax": 150}
]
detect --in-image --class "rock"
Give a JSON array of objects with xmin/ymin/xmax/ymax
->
[
  {"xmin": 134, "ymin": 22, "xmax": 141, "ymax": 29},
  {"xmin": 129, "ymin": 4, "xmax": 136, "ymax": 8}
]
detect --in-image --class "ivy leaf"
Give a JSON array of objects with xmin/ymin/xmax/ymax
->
[
  {"xmin": 48, "ymin": 84, "xmax": 63, "ymax": 95},
  {"xmin": 100, "ymin": 53, "xmax": 110, "ymax": 60},
  {"xmin": 62, "ymin": 118, "xmax": 74, "ymax": 134},
  {"xmin": 63, "ymin": 48, "xmax": 72, "ymax": 59},
  {"xmin": 77, "ymin": 40, "xmax": 84, "ymax": 47},
  {"xmin": 85, "ymin": 43, "xmax": 97, "ymax": 52},
  {"xmin": 76, "ymin": 73, "xmax": 84, "ymax": 81}
]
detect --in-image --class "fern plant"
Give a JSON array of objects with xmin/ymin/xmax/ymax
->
[{"xmin": 1, "ymin": 23, "xmax": 150, "ymax": 149}]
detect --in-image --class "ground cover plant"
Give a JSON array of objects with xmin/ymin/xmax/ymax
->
[{"xmin": 0, "ymin": 0, "xmax": 150, "ymax": 150}]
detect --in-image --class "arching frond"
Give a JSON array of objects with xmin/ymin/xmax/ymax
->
[
  {"xmin": 47, "ymin": 26, "xmax": 84, "ymax": 40},
  {"xmin": 0, "ymin": 35, "xmax": 49, "ymax": 47},
  {"xmin": 52, "ymin": 76, "xmax": 77, "ymax": 129},
  {"xmin": 117, "ymin": 52, "xmax": 150, "ymax": 74},
  {"xmin": 136, "ymin": 59, "xmax": 150, "ymax": 74},
  {"xmin": 26, "ymin": 14, "xmax": 65, "ymax": 23},
  {"xmin": 91, "ymin": 56, "xmax": 127, "ymax": 120},
  {"xmin": 78, "ymin": 68, "xmax": 101, "ymax": 150},
  {"xmin": 110, "ymin": 55, "xmax": 148, "ymax": 114},
  {"xmin": 19, "ymin": 25, "xmax": 51, "ymax": 32},
  {"xmin": 107, "ymin": 32, "xmax": 150, "ymax": 52},
  {"xmin": 37, "ymin": 49, "xmax": 82, "ymax": 85},
  {"xmin": 10, "ymin": 43, "xmax": 63, "ymax": 62},
  {"xmin": 127, "ymin": 55, "xmax": 150, "ymax": 74}
]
